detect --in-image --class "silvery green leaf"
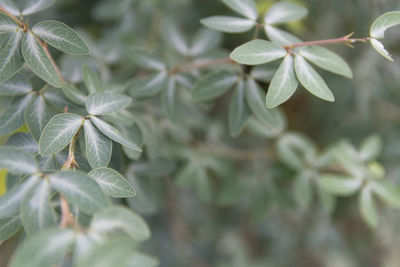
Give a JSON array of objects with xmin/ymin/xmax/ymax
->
[
  {"xmin": 82, "ymin": 65, "xmax": 102, "ymax": 94},
  {"xmin": 0, "ymin": 73, "xmax": 32, "ymax": 96},
  {"xmin": 88, "ymin": 168, "xmax": 135, "ymax": 198},
  {"xmin": 73, "ymin": 232, "xmax": 104, "ymax": 266},
  {"xmin": 192, "ymin": 70, "xmax": 237, "ymax": 101},
  {"xmin": 372, "ymin": 180, "xmax": 400, "ymax": 208},
  {"xmin": 359, "ymin": 185, "xmax": 378, "ymax": 228},
  {"xmin": 221, "ymin": 0, "xmax": 258, "ymax": 20},
  {"xmin": 0, "ymin": 146, "xmax": 38, "ymax": 174},
  {"xmin": 86, "ymin": 93, "xmax": 131, "ymax": 115},
  {"xmin": 200, "ymin": 16, "xmax": 256, "ymax": 33},
  {"xmin": 5, "ymin": 132, "xmax": 38, "ymax": 154},
  {"xmin": 90, "ymin": 205, "xmax": 150, "ymax": 241},
  {"xmin": 0, "ymin": 94, "xmax": 33, "ymax": 136},
  {"xmin": 20, "ymin": 179, "xmax": 55, "ymax": 235},
  {"xmin": 9, "ymin": 228, "xmax": 75, "ymax": 267},
  {"xmin": 127, "ymin": 71, "xmax": 167, "ymax": 98},
  {"xmin": 0, "ymin": 0, "xmax": 20, "ymax": 16},
  {"xmin": 120, "ymin": 125, "xmax": 143, "ymax": 160},
  {"xmin": 39, "ymin": 113, "xmax": 84, "ymax": 156},
  {"xmin": 294, "ymin": 55, "xmax": 335, "ymax": 101},
  {"xmin": 299, "ymin": 45, "xmax": 353, "ymax": 78},
  {"xmin": 319, "ymin": 175, "xmax": 361, "ymax": 196},
  {"xmin": 90, "ymin": 116, "xmax": 142, "ymax": 151},
  {"xmin": 50, "ymin": 170, "xmax": 109, "ymax": 214},
  {"xmin": 32, "ymin": 20, "xmax": 89, "ymax": 55},
  {"xmin": 22, "ymin": 32, "xmax": 62, "ymax": 88},
  {"xmin": 162, "ymin": 77, "xmax": 178, "ymax": 122},
  {"xmin": 250, "ymin": 64, "xmax": 277, "ymax": 82},
  {"xmin": 293, "ymin": 173, "xmax": 312, "ymax": 208},
  {"xmin": 84, "ymin": 120, "xmax": 112, "ymax": 169},
  {"xmin": 264, "ymin": 1, "xmax": 308, "ymax": 24},
  {"xmin": 370, "ymin": 11, "xmax": 400, "ymax": 39},
  {"xmin": 0, "ymin": 31, "xmax": 24, "ymax": 83},
  {"xmin": 266, "ymin": 55, "xmax": 298, "ymax": 108},
  {"xmin": 0, "ymin": 215, "xmax": 22, "ymax": 241},
  {"xmin": 162, "ymin": 21, "xmax": 188, "ymax": 55},
  {"xmin": 123, "ymin": 252, "xmax": 159, "ymax": 267},
  {"xmin": 360, "ymin": 134, "xmax": 382, "ymax": 162},
  {"xmin": 264, "ymin": 25, "xmax": 302, "ymax": 45},
  {"xmin": 189, "ymin": 29, "xmax": 222, "ymax": 56},
  {"xmin": 334, "ymin": 141, "xmax": 365, "ymax": 178},
  {"xmin": 21, "ymin": 0, "xmax": 55, "ymax": 16},
  {"xmin": 228, "ymin": 80, "xmax": 250, "ymax": 137},
  {"xmin": 230, "ymin": 39, "xmax": 287, "ymax": 65},
  {"xmin": 0, "ymin": 12, "xmax": 18, "ymax": 33},
  {"xmin": 25, "ymin": 94, "xmax": 52, "ymax": 141},
  {"xmin": 61, "ymin": 82, "xmax": 87, "ymax": 105},
  {"xmin": 370, "ymin": 38, "xmax": 393, "ymax": 61},
  {"xmin": 127, "ymin": 47, "xmax": 166, "ymax": 71}
]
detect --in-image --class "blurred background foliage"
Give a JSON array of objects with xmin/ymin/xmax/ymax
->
[{"xmin": 2, "ymin": 0, "xmax": 400, "ymax": 266}]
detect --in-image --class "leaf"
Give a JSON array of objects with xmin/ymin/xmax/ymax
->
[
  {"xmin": 294, "ymin": 55, "xmax": 335, "ymax": 101},
  {"xmin": 84, "ymin": 120, "xmax": 112, "ymax": 169},
  {"xmin": 230, "ymin": 39, "xmax": 287, "ymax": 65},
  {"xmin": 372, "ymin": 180, "xmax": 400, "ymax": 208},
  {"xmin": 370, "ymin": 38, "xmax": 393, "ymax": 61},
  {"xmin": 293, "ymin": 173, "xmax": 312, "ymax": 208},
  {"xmin": 127, "ymin": 47, "xmax": 166, "ymax": 71},
  {"xmin": 360, "ymin": 134, "xmax": 382, "ymax": 162},
  {"xmin": 264, "ymin": 25, "xmax": 302, "ymax": 45},
  {"xmin": 90, "ymin": 205, "xmax": 150, "ymax": 241},
  {"xmin": 22, "ymin": 32, "xmax": 62, "ymax": 88},
  {"xmin": 192, "ymin": 70, "xmax": 237, "ymax": 101},
  {"xmin": 86, "ymin": 93, "xmax": 131, "ymax": 115},
  {"xmin": 228, "ymin": 80, "xmax": 251, "ymax": 137},
  {"xmin": 162, "ymin": 21, "xmax": 188, "ymax": 55},
  {"xmin": 82, "ymin": 65, "xmax": 102, "ymax": 94},
  {"xmin": 0, "ymin": 0, "xmax": 19, "ymax": 16},
  {"xmin": 20, "ymin": 179, "xmax": 55, "ymax": 235},
  {"xmin": 88, "ymin": 168, "xmax": 135, "ymax": 198},
  {"xmin": 189, "ymin": 29, "xmax": 222, "ymax": 56},
  {"xmin": 0, "ymin": 31, "xmax": 24, "ymax": 83},
  {"xmin": 0, "ymin": 146, "xmax": 38, "ymax": 175},
  {"xmin": 266, "ymin": 55, "xmax": 298, "ymax": 108},
  {"xmin": 0, "ymin": 94, "xmax": 33, "ymax": 136},
  {"xmin": 264, "ymin": 1, "xmax": 308, "ymax": 24},
  {"xmin": 200, "ymin": 16, "xmax": 256, "ymax": 33},
  {"xmin": 0, "ymin": 215, "xmax": 22, "ymax": 241},
  {"xmin": 61, "ymin": 82, "xmax": 87, "ymax": 105},
  {"xmin": 9, "ymin": 228, "xmax": 75, "ymax": 267},
  {"xmin": 319, "ymin": 175, "xmax": 361, "ymax": 196},
  {"xmin": 299, "ymin": 45, "xmax": 353, "ymax": 78},
  {"xmin": 0, "ymin": 73, "xmax": 32, "ymax": 96},
  {"xmin": 162, "ymin": 77, "xmax": 178, "ymax": 122},
  {"xmin": 32, "ymin": 20, "xmax": 89, "ymax": 55},
  {"xmin": 370, "ymin": 11, "xmax": 400, "ymax": 39},
  {"xmin": 90, "ymin": 116, "xmax": 142, "ymax": 151},
  {"xmin": 123, "ymin": 252, "xmax": 159, "ymax": 267},
  {"xmin": 5, "ymin": 132, "xmax": 38, "ymax": 154},
  {"xmin": 127, "ymin": 71, "xmax": 167, "ymax": 98},
  {"xmin": 0, "ymin": 12, "xmax": 18, "ymax": 34},
  {"xmin": 39, "ymin": 113, "xmax": 83, "ymax": 156},
  {"xmin": 221, "ymin": 0, "xmax": 258, "ymax": 20},
  {"xmin": 359, "ymin": 185, "xmax": 378, "ymax": 228},
  {"xmin": 50, "ymin": 170, "xmax": 109, "ymax": 214},
  {"xmin": 21, "ymin": 0, "xmax": 55, "ymax": 16},
  {"xmin": 25, "ymin": 94, "xmax": 52, "ymax": 142}
]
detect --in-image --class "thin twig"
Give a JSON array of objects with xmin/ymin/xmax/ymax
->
[
  {"xmin": 39, "ymin": 39, "xmax": 65, "ymax": 83},
  {"xmin": 0, "ymin": 5, "xmax": 24, "ymax": 27}
]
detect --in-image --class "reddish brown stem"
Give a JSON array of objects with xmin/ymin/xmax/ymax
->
[
  {"xmin": 39, "ymin": 39, "xmax": 65, "ymax": 83},
  {"xmin": 284, "ymin": 34, "xmax": 371, "ymax": 50},
  {"xmin": 0, "ymin": 5, "xmax": 24, "ymax": 27}
]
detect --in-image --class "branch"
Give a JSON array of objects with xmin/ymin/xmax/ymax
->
[
  {"xmin": 38, "ymin": 38, "xmax": 65, "ymax": 83},
  {"xmin": 0, "ymin": 5, "xmax": 24, "ymax": 27}
]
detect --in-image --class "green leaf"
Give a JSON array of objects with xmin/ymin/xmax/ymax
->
[
  {"xmin": 319, "ymin": 175, "xmax": 361, "ymax": 196},
  {"xmin": 82, "ymin": 65, "xmax": 102, "ymax": 94},
  {"xmin": 299, "ymin": 45, "xmax": 353, "ymax": 78},
  {"xmin": 230, "ymin": 39, "xmax": 287, "ymax": 65},
  {"xmin": 0, "ymin": 215, "xmax": 22, "ymax": 241},
  {"xmin": 61, "ymin": 82, "xmax": 87, "ymax": 105},
  {"xmin": 192, "ymin": 70, "xmax": 237, "ymax": 101},
  {"xmin": 90, "ymin": 116, "xmax": 142, "ymax": 151},
  {"xmin": 372, "ymin": 180, "xmax": 400, "ymax": 208},
  {"xmin": 360, "ymin": 134, "xmax": 382, "ymax": 162},
  {"xmin": 264, "ymin": 1, "xmax": 308, "ymax": 24},
  {"xmin": 128, "ymin": 71, "xmax": 167, "ymax": 98},
  {"xmin": 5, "ymin": 132, "xmax": 38, "ymax": 154},
  {"xmin": 0, "ymin": 73, "xmax": 32, "ymax": 96},
  {"xmin": 0, "ymin": 13, "xmax": 18, "ymax": 33},
  {"xmin": 264, "ymin": 25, "xmax": 302, "ymax": 45},
  {"xmin": 162, "ymin": 77, "xmax": 178, "ymax": 122},
  {"xmin": 370, "ymin": 38, "xmax": 393, "ymax": 61},
  {"xmin": 221, "ymin": 0, "xmax": 258, "ymax": 20},
  {"xmin": 20, "ymin": 179, "xmax": 55, "ymax": 235},
  {"xmin": 370, "ymin": 11, "xmax": 400, "ymax": 39},
  {"xmin": 90, "ymin": 206, "xmax": 150, "ymax": 241},
  {"xmin": 39, "ymin": 113, "xmax": 83, "ymax": 156},
  {"xmin": 84, "ymin": 120, "xmax": 112, "ymax": 169},
  {"xmin": 0, "ymin": 146, "xmax": 38, "ymax": 174},
  {"xmin": 22, "ymin": 32, "xmax": 62, "ymax": 88},
  {"xmin": 0, "ymin": 31, "xmax": 24, "ymax": 83},
  {"xmin": 123, "ymin": 252, "xmax": 159, "ymax": 267},
  {"xmin": 127, "ymin": 47, "xmax": 166, "ymax": 71},
  {"xmin": 162, "ymin": 21, "xmax": 188, "ymax": 55},
  {"xmin": 50, "ymin": 170, "xmax": 109, "ymax": 214},
  {"xmin": 294, "ymin": 55, "xmax": 335, "ymax": 101},
  {"xmin": 32, "ymin": 20, "xmax": 89, "ymax": 55},
  {"xmin": 0, "ymin": 94, "xmax": 33, "ymax": 136},
  {"xmin": 189, "ymin": 28, "xmax": 222, "ymax": 56},
  {"xmin": 9, "ymin": 228, "xmax": 75, "ymax": 267},
  {"xmin": 25, "ymin": 94, "xmax": 52, "ymax": 142},
  {"xmin": 200, "ymin": 16, "xmax": 256, "ymax": 33},
  {"xmin": 86, "ymin": 93, "xmax": 131, "ymax": 115},
  {"xmin": 88, "ymin": 167, "xmax": 135, "ymax": 198},
  {"xmin": 228, "ymin": 80, "xmax": 251, "ymax": 137},
  {"xmin": 359, "ymin": 185, "xmax": 378, "ymax": 228},
  {"xmin": 21, "ymin": 0, "xmax": 55, "ymax": 16},
  {"xmin": 266, "ymin": 55, "xmax": 298, "ymax": 108},
  {"xmin": 293, "ymin": 173, "xmax": 312, "ymax": 208}
]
